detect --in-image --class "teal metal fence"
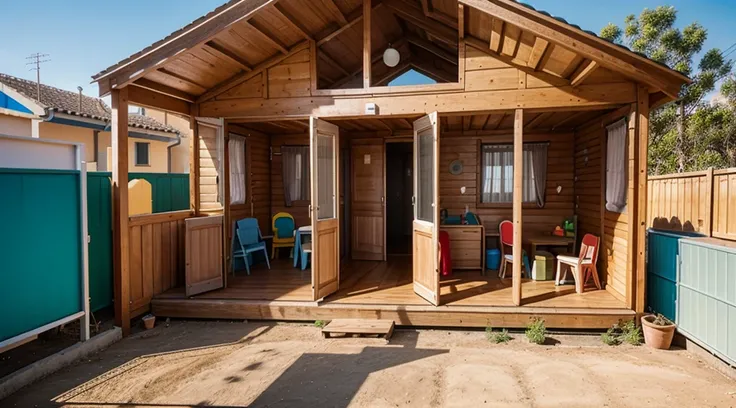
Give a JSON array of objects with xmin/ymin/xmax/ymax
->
[
  {"xmin": 86, "ymin": 172, "xmax": 190, "ymax": 312},
  {"xmin": 0, "ymin": 169, "xmax": 83, "ymax": 342},
  {"xmin": 646, "ymin": 229, "xmax": 703, "ymax": 321}
]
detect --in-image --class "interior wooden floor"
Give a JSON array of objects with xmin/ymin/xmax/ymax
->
[{"xmin": 157, "ymin": 256, "xmax": 626, "ymax": 310}]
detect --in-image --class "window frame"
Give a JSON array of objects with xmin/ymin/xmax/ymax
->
[
  {"xmin": 134, "ymin": 141, "xmax": 150, "ymax": 167},
  {"xmin": 476, "ymin": 140, "xmax": 544, "ymax": 209}
]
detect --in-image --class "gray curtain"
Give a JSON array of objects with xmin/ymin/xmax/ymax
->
[
  {"xmin": 281, "ymin": 146, "xmax": 310, "ymax": 207},
  {"xmin": 605, "ymin": 119, "xmax": 627, "ymax": 213},
  {"xmin": 528, "ymin": 143, "xmax": 548, "ymax": 208}
]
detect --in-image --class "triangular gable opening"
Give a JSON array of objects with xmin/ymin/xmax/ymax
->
[{"xmin": 388, "ymin": 69, "xmax": 437, "ymax": 87}]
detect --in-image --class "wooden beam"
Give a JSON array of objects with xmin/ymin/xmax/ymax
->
[
  {"xmin": 156, "ymin": 68, "xmax": 208, "ymax": 92},
  {"xmin": 320, "ymin": 50, "xmax": 351, "ymax": 77},
  {"xmin": 570, "ymin": 60, "xmax": 599, "ymax": 86},
  {"xmin": 203, "ymin": 41, "xmax": 253, "ymax": 72},
  {"xmin": 244, "ymin": 21, "xmax": 289, "ymax": 54},
  {"xmin": 489, "ymin": 18, "xmax": 503, "ymax": 53},
  {"xmin": 269, "ymin": 3, "xmax": 311, "ymax": 40},
  {"xmin": 407, "ymin": 34, "xmax": 458, "ymax": 64},
  {"xmin": 200, "ymin": 81, "xmax": 637, "ymax": 117},
  {"xmin": 111, "ymin": 88, "xmax": 130, "ymax": 336},
  {"xmin": 501, "ymin": 24, "xmax": 520, "ymax": 57},
  {"xmin": 527, "ymin": 37, "xmax": 549, "ymax": 70},
  {"xmin": 197, "ymin": 40, "xmax": 310, "ymax": 102},
  {"xmin": 459, "ymin": 0, "xmax": 684, "ymax": 98},
  {"xmin": 512, "ymin": 108, "xmax": 523, "ymax": 306},
  {"xmin": 635, "ymin": 85, "xmax": 649, "ymax": 315},
  {"xmin": 524, "ymin": 111, "xmax": 552, "ymax": 129},
  {"xmin": 95, "ymin": 0, "xmax": 277, "ymax": 94},
  {"xmin": 551, "ymin": 110, "xmax": 586, "ymax": 129},
  {"xmin": 385, "ymin": 0, "xmax": 458, "ymax": 49},
  {"xmin": 363, "ymin": 0, "xmax": 372, "ymax": 88},
  {"xmin": 131, "ymin": 78, "xmax": 196, "ymax": 102},
  {"xmin": 317, "ymin": 2, "xmax": 383, "ymax": 46},
  {"xmin": 189, "ymin": 105, "xmax": 200, "ymax": 214},
  {"xmin": 128, "ymin": 85, "xmax": 192, "ymax": 116},
  {"xmin": 324, "ymin": 0, "xmax": 349, "ymax": 26}
]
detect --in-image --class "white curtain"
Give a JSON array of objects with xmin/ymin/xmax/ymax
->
[
  {"xmin": 481, "ymin": 144, "xmax": 544, "ymax": 204},
  {"xmin": 228, "ymin": 135, "xmax": 246, "ymax": 205},
  {"xmin": 606, "ymin": 118, "xmax": 628, "ymax": 213},
  {"xmin": 282, "ymin": 146, "xmax": 310, "ymax": 206}
]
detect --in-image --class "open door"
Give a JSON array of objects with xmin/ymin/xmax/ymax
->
[
  {"xmin": 412, "ymin": 112, "xmax": 440, "ymax": 305},
  {"xmin": 185, "ymin": 215, "xmax": 224, "ymax": 296},
  {"xmin": 310, "ymin": 117, "xmax": 340, "ymax": 300}
]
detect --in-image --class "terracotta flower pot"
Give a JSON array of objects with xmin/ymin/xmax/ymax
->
[
  {"xmin": 641, "ymin": 315, "xmax": 675, "ymax": 350},
  {"xmin": 142, "ymin": 314, "xmax": 156, "ymax": 330}
]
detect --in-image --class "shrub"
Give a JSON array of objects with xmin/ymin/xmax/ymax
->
[
  {"xmin": 486, "ymin": 326, "xmax": 512, "ymax": 344},
  {"xmin": 601, "ymin": 326, "xmax": 621, "ymax": 346},
  {"xmin": 525, "ymin": 318, "xmax": 547, "ymax": 345},
  {"xmin": 619, "ymin": 319, "xmax": 642, "ymax": 346},
  {"xmin": 314, "ymin": 320, "xmax": 327, "ymax": 328}
]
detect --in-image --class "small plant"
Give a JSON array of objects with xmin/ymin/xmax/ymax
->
[
  {"xmin": 601, "ymin": 326, "xmax": 621, "ymax": 346},
  {"xmin": 486, "ymin": 326, "xmax": 512, "ymax": 344},
  {"xmin": 525, "ymin": 318, "xmax": 547, "ymax": 345},
  {"xmin": 619, "ymin": 319, "xmax": 642, "ymax": 346},
  {"xmin": 314, "ymin": 320, "xmax": 327, "ymax": 328},
  {"xmin": 652, "ymin": 313, "xmax": 673, "ymax": 326}
]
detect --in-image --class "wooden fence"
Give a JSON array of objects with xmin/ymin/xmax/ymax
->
[{"xmin": 647, "ymin": 167, "xmax": 736, "ymax": 240}]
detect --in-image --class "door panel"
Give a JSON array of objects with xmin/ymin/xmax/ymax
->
[
  {"xmin": 311, "ymin": 118, "xmax": 340, "ymax": 300},
  {"xmin": 185, "ymin": 215, "xmax": 224, "ymax": 296},
  {"xmin": 412, "ymin": 113, "xmax": 440, "ymax": 305},
  {"xmin": 351, "ymin": 142, "xmax": 384, "ymax": 260}
]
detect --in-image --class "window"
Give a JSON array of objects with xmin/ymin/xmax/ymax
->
[
  {"xmin": 134, "ymin": 142, "xmax": 150, "ymax": 166},
  {"xmin": 605, "ymin": 119, "xmax": 627, "ymax": 213},
  {"xmin": 480, "ymin": 143, "xmax": 548, "ymax": 207},
  {"xmin": 229, "ymin": 135, "xmax": 246, "ymax": 205},
  {"xmin": 281, "ymin": 146, "xmax": 310, "ymax": 205}
]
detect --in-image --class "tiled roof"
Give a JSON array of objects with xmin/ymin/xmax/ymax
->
[{"xmin": 0, "ymin": 73, "xmax": 178, "ymax": 134}]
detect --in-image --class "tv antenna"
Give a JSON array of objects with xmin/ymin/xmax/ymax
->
[{"xmin": 26, "ymin": 53, "xmax": 51, "ymax": 101}]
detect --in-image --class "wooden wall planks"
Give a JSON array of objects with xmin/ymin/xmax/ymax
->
[{"xmin": 271, "ymin": 133, "xmax": 311, "ymax": 229}]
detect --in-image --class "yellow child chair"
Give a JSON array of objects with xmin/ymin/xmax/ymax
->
[{"xmin": 271, "ymin": 212, "xmax": 296, "ymax": 259}]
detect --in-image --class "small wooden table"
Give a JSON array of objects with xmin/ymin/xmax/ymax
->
[{"xmin": 525, "ymin": 234, "xmax": 575, "ymax": 261}]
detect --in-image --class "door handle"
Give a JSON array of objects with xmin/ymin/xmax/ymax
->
[{"xmin": 381, "ymin": 196, "xmax": 385, "ymax": 205}]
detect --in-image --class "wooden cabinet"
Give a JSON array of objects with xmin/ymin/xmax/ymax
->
[{"xmin": 440, "ymin": 225, "xmax": 485, "ymax": 270}]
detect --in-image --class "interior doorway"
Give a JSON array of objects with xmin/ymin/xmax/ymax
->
[{"xmin": 386, "ymin": 142, "xmax": 413, "ymax": 255}]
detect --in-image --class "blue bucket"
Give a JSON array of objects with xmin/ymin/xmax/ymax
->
[{"xmin": 486, "ymin": 248, "xmax": 501, "ymax": 270}]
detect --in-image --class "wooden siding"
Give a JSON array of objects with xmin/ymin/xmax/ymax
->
[
  {"xmin": 250, "ymin": 132, "xmax": 272, "ymax": 234},
  {"xmin": 439, "ymin": 133, "xmax": 575, "ymax": 234},
  {"xmin": 127, "ymin": 210, "xmax": 189, "ymax": 317},
  {"xmin": 271, "ymin": 134, "xmax": 310, "ymax": 228},
  {"xmin": 198, "ymin": 123, "xmax": 221, "ymax": 212}
]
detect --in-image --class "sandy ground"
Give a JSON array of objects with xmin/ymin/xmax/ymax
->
[{"xmin": 3, "ymin": 320, "xmax": 735, "ymax": 407}]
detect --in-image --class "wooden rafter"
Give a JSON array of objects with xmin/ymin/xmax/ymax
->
[
  {"xmin": 385, "ymin": 0, "xmax": 457, "ymax": 49},
  {"xmin": 156, "ymin": 68, "xmax": 209, "ymax": 92},
  {"xmin": 131, "ymin": 78, "xmax": 196, "ymax": 102},
  {"xmin": 527, "ymin": 37, "xmax": 548, "ymax": 70},
  {"xmin": 363, "ymin": 0, "xmax": 371, "ymax": 88},
  {"xmin": 570, "ymin": 60, "xmax": 599, "ymax": 86},
  {"xmin": 323, "ymin": 0, "xmax": 349, "ymax": 26},
  {"xmin": 244, "ymin": 21, "xmax": 288, "ymax": 54},
  {"xmin": 501, "ymin": 24, "xmax": 520, "ymax": 57},
  {"xmin": 204, "ymin": 41, "xmax": 253, "ymax": 72},
  {"xmin": 489, "ymin": 18, "xmax": 503, "ymax": 53},
  {"xmin": 197, "ymin": 40, "xmax": 310, "ymax": 102},
  {"xmin": 406, "ymin": 34, "xmax": 457, "ymax": 65},
  {"xmin": 525, "ymin": 111, "xmax": 552, "ymax": 129},
  {"xmin": 269, "ymin": 3, "xmax": 312, "ymax": 40},
  {"xmin": 329, "ymin": 38, "xmax": 408, "ymax": 88},
  {"xmin": 411, "ymin": 60, "xmax": 456, "ymax": 83},
  {"xmin": 316, "ymin": 2, "xmax": 384, "ymax": 46},
  {"xmin": 551, "ymin": 111, "xmax": 586, "ymax": 129},
  {"xmin": 319, "ymin": 50, "xmax": 351, "ymax": 77},
  {"xmin": 419, "ymin": 0, "xmax": 458, "ymax": 29}
]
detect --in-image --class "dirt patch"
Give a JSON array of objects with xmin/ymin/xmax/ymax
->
[{"xmin": 3, "ymin": 321, "xmax": 735, "ymax": 407}]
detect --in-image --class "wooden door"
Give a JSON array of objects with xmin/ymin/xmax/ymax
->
[
  {"xmin": 311, "ymin": 118, "xmax": 340, "ymax": 300},
  {"xmin": 185, "ymin": 215, "xmax": 224, "ymax": 296},
  {"xmin": 351, "ymin": 141, "xmax": 385, "ymax": 260},
  {"xmin": 412, "ymin": 113, "xmax": 440, "ymax": 306}
]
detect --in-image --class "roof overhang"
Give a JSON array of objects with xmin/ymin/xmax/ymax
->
[{"xmin": 0, "ymin": 82, "xmax": 45, "ymax": 116}]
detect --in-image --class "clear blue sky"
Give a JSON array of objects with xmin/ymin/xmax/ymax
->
[{"xmin": 0, "ymin": 0, "xmax": 733, "ymax": 97}]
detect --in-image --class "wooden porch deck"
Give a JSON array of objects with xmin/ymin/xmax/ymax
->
[{"xmin": 153, "ymin": 257, "xmax": 633, "ymax": 329}]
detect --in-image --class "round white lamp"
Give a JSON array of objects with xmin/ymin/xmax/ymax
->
[{"xmin": 383, "ymin": 46, "xmax": 400, "ymax": 68}]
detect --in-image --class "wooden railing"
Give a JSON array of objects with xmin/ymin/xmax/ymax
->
[
  {"xmin": 128, "ymin": 210, "xmax": 192, "ymax": 317},
  {"xmin": 647, "ymin": 167, "xmax": 736, "ymax": 240}
]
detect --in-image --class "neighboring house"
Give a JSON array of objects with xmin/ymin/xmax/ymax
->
[{"xmin": 0, "ymin": 73, "xmax": 186, "ymax": 173}]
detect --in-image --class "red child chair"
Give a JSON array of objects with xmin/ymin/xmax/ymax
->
[
  {"xmin": 498, "ymin": 220, "xmax": 529, "ymax": 279},
  {"xmin": 555, "ymin": 234, "xmax": 601, "ymax": 293}
]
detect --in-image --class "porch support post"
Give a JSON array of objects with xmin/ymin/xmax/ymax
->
[
  {"xmin": 363, "ymin": 0, "xmax": 371, "ymax": 88},
  {"xmin": 111, "ymin": 88, "xmax": 130, "ymax": 336},
  {"xmin": 634, "ymin": 85, "xmax": 649, "ymax": 315},
  {"xmin": 512, "ymin": 108, "xmax": 523, "ymax": 306},
  {"xmin": 190, "ymin": 104, "xmax": 200, "ymax": 215}
]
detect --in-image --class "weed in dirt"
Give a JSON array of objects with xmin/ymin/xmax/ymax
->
[
  {"xmin": 314, "ymin": 320, "xmax": 327, "ymax": 328},
  {"xmin": 601, "ymin": 326, "xmax": 621, "ymax": 346},
  {"xmin": 485, "ymin": 326, "xmax": 512, "ymax": 344},
  {"xmin": 525, "ymin": 318, "xmax": 547, "ymax": 345},
  {"xmin": 619, "ymin": 320, "xmax": 642, "ymax": 345}
]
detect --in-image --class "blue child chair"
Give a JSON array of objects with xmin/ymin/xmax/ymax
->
[{"xmin": 233, "ymin": 218, "xmax": 271, "ymax": 275}]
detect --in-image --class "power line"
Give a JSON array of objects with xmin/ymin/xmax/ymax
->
[{"xmin": 25, "ymin": 53, "xmax": 50, "ymax": 101}]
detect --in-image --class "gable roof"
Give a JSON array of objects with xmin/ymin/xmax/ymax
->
[
  {"xmin": 91, "ymin": 0, "xmax": 689, "ymax": 99},
  {"xmin": 0, "ymin": 73, "xmax": 177, "ymax": 134}
]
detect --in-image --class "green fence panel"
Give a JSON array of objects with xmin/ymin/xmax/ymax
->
[
  {"xmin": 87, "ymin": 173, "xmax": 113, "ymax": 312},
  {"xmin": 129, "ymin": 173, "xmax": 190, "ymax": 213},
  {"xmin": 0, "ymin": 169, "xmax": 83, "ymax": 342}
]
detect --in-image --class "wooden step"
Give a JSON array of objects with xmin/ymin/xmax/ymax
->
[{"xmin": 322, "ymin": 319, "xmax": 395, "ymax": 339}]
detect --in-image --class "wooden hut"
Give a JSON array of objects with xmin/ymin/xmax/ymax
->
[{"xmin": 92, "ymin": 0, "xmax": 689, "ymax": 335}]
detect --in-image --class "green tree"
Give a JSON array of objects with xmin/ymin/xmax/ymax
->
[{"xmin": 600, "ymin": 6, "xmax": 733, "ymax": 174}]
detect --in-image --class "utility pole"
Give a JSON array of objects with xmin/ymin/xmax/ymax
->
[{"xmin": 25, "ymin": 53, "xmax": 50, "ymax": 101}]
